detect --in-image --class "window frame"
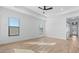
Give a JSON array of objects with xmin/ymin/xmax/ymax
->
[{"xmin": 8, "ymin": 17, "xmax": 20, "ymax": 36}]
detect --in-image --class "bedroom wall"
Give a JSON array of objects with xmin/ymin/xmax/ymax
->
[
  {"xmin": 45, "ymin": 15, "xmax": 66, "ymax": 39},
  {"xmin": 0, "ymin": 7, "xmax": 45, "ymax": 44},
  {"xmin": 45, "ymin": 9, "xmax": 79, "ymax": 40}
]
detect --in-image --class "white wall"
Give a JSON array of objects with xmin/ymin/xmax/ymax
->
[
  {"xmin": 1, "ymin": 7, "xmax": 78, "ymax": 43},
  {"xmin": 46, "ymin": 15, "xmax": 66, "ymax": 39},
  {"xmin": 0, "ymin": 7, "xmax": 44, "ymax": 44},
  {"xmin": 46, "ymin": 10, "xmax": 79, "ymax": 40}
]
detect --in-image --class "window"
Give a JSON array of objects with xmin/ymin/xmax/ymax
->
[
  {"xmin": 39, "ymin": 21, "xmax": 44, "ymax": 33},
  {"xmin": 8, "ymin": 17, "xmax": 20, "ymax": 36}
]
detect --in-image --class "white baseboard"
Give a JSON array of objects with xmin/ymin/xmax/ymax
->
[
  {"xmin": 46, "ymin": 35, "xmax": 66, "ymax": 40},
  {"xmin": 0, "ymin": 35, "xmax": 44, "ymax": 45}
]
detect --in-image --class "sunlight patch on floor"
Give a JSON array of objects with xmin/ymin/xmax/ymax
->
[{"xmin": 24, "ymin": 42, "xmax": 56, "ymax": 45}]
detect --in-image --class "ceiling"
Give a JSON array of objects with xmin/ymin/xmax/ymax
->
[
  {"xmin": 24, "ymin": 6, "xmax": 79, "ymax": 17},
  {"xmin": 3, "ymin": 6, "xmax": 79, "ymax": 18}
]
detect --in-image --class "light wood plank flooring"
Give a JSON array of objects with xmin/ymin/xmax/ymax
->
[{"xmin": 0, "ymin": 37, "xmax": 79, "ymax": 53}]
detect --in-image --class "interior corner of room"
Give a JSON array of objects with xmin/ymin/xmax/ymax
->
[{"xmin": 0, "ymin": 6, "xmax": 79, "ymax": 53}]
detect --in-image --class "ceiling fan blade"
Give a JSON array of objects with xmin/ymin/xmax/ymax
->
[
  {"xmin": 38, "ymin": 7, "xmax": 43, "ymax": 10},
  {"xmin": 46, "ymin": 7, "xmax": 53, "ymax": 10}
]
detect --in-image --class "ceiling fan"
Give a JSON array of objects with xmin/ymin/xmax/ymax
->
[{"xmin": 38, "ymin": 6, "xmax": 53, "ymax": 14}]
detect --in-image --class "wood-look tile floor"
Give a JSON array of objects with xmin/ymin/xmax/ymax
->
[{"xmin": 0, "ymin": 37, "xmax": 79, "ymax": 53}]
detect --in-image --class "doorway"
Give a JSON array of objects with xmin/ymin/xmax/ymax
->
[{"xmin": 66, "ymin": 16, "xmax": 79, "ymax": 39}]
